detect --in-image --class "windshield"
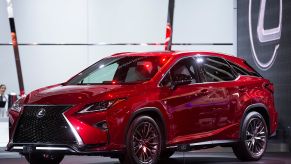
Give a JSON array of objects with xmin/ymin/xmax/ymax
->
[{"xmin": 66, "ymin": 56, "xmax": 170, "ymax": 85}]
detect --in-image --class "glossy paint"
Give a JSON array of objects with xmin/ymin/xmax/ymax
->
[{"xmin": 7, "ymin": 51, "xmax": 278, "ymax": 154}]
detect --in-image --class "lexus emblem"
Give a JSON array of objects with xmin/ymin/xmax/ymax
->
[
  {"xmin": 249, "ymin": 0, "xmax": 283, "ymax": 70},
  {"xmin": 36, "ymin": 108, "xmax": 46, "ymax": 118}
]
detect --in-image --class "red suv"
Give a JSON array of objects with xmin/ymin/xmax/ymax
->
[{"xmin": 7, "ymin": 51, "xmax": 278, "ymax": 164}]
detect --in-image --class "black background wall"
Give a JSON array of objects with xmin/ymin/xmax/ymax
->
[{"xmin": 238, "ymin": 0, "xmax": 291, "ymax": 141}]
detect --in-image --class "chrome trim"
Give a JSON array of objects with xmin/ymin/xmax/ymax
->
[
  {"xmin": 23, "ymin": 104, "xmax": 72, "ymax": 107},
  {"xmin": 62, "ymin": 113, "xmax": 84, "ymax": 146},
  {"xmin": 212, "ymin": 140, "xmax": 237, "ymax": 144},
  {"xmin": 11, "ymin": 146, "xmax": 71, "ymax": 151},
  {"xmin": 13, "ymin": 146, "xmax": 23, "ymax": 150},
  {"xmin": 167, "ymin": 140, "xmax": 238, "ymax": 149},
  {"xmin": 36, "ymin": 147, "xmax": 71, "ymax": 151},
  {"xmin": 190, "ymin": 141, "xmax": 212, "ymax": 146},
  {"xmin": 190, "ymin": 140, "xmax": 237, "ymax": 146},
  {"xmin": 166, "ymin": 145, "xmax": 178, "ymax": 149}
]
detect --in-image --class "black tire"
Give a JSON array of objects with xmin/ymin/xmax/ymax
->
[
  {"xmin": 120, "ymin": 115, "xmax": 163, "ymax": 164},
  {"xmin": 232, "ymin": 111, "xmax": 268, "ymax": 161},
  {"xmin": 25, "ymin": 153, "xmax": 64, "ymax": 164}
]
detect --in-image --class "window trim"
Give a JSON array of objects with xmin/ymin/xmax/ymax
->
[{"xmin": 158, "ymin": 55, "xmax": 253, "ymax": 87}]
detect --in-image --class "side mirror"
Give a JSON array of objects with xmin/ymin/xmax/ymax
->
[{"xmin": 170, "ymin": 74, "xmax": 192, "ymax": 89}]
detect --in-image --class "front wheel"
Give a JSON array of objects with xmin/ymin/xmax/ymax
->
[
  {"xmin": 25, "ymin": 153, "xmax": 64, "ymax": 164},
  {"xmin": 120, "ymin": 116, "xmax": 163, "ymax": 164},
  {"xmin": 232, "ymin": 111, "xmax": 268, "ymax": 161}
]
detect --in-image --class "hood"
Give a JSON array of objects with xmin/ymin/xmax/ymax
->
[{"xmin": 26, "ymin": 84, "xmax": 140, "ymax": 105}]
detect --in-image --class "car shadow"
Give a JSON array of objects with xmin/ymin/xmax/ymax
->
[
  {"xmin": 89, "ymin": 157, "xmax": 242, "ymax": 164},
  {"xmin": 77, "ymin": 152, "xmax": 291, "ymax": 164}
]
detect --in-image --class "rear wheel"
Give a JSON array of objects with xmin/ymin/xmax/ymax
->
[
  {"xmin": 232, "ymin": 111, "xmax": 268, "ymax": 161},
  {"xmin": 25, "ymin": 153, "xmax": 64, "ymax": 164},
  {"xmin": 120, "ymin": 116, "xmax": 163, "ymax": 164}
]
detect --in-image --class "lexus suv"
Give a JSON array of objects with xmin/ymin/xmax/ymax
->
[{"xmin": 7, "ymin": 51, "xmax": 278, "ymax": 164}]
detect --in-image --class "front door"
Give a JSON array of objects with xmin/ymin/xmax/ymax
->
[{"xmin": 159, "ymin": 57, "xmax": 215, "ymax": 144}]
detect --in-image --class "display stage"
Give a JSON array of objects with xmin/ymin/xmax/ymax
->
[{"xmin": 0, "ymin": 152, "xmax": 290, "ymax": 164}]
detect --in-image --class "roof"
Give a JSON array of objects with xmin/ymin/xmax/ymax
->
[
  {"xmin": 110, "ymin": 51, "xmax": 251, "ymax": 71},
  {"xmin": 111, "ymin": 51, "xmax": 174, "ymax": 57},
  {"xmin": 111, "ymin": 51, "xmax": 243, "ymax": 62}
]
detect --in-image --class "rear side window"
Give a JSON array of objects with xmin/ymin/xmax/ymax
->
[
  {"xmin": 228, "ymin": 62, "xmax": 249, "ymax": 76},
  {"xmin": 243, "ymin": 61, "xmax": 262, "ymax": 77},
  {"xmin": 198, "ymin": 57, "xmax": 236, "ymax": 82},
  {"xmin": 227, "ymin": 60, "xmax": 262, "ymax": 77}
]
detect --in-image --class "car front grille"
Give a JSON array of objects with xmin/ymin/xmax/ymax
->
[{"xmin": 13, "ymin": 105, "xmax": 78, "ymax": 144}]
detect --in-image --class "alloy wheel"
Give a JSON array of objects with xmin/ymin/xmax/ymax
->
[
  {"xmin": 132, "ymin": 121, "xmax": 160, "ymax": 163},
  {"xmin": 245, "ymin": 117, "xmax": 267, "ymax": 156}
]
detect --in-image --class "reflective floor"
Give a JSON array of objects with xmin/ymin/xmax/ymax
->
[{"xmin": 0, "ymin": 152, "xmax": 291, "ymax": 164}]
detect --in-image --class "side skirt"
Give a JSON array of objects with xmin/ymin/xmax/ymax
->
[{"xmin": 167, "ymin": 140, "xmax": 238, "ymax": 151}]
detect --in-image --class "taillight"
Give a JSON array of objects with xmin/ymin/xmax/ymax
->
[{"xmin": 263, "ymin": 82, "xmax": 274, "ymax": 94}]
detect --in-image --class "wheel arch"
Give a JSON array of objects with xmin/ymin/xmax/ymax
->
[
  {"xmin": 124, "ymin": 107, "xmax": 168, "ymax": 146},
  {"xmin": 242, "ymin": 103, "xmax": 270, "ymax": 136}
]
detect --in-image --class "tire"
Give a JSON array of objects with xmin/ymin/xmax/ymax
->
[
  {"xmin": 232, "ymin": 111, "xmax": 268, "ymax": 161},
  {"xmin": 120, "ymin": 116, "xmax": 163, "ymax": 164},
  {"xmin": 25, "ymin": 153, "xmax": 64, "ymax": 164}
]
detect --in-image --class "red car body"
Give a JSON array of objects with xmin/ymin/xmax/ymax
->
[{"xmin": 7, "ymin": 51, "xmax": 278, "ymax": 160}]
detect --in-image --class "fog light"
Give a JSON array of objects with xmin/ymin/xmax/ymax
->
[{"xmin": 95, "ymin": 121, "xmax": 108, "ymax": 130}]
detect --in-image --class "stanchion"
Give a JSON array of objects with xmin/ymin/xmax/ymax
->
[{"xmin": 8, "ymin": 93, "xmax": 17, "ymax": 108}]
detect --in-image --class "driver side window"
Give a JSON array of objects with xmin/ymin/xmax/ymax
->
[{"xmin": 160, "ymin": 57, "xmax": 198, "ymax": 87}]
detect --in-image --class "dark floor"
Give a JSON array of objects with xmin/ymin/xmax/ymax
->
[{"xmin": 0, "ymin": 152, "xmax": 291, "ymax": 164}]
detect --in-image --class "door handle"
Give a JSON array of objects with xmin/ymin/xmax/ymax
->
[
  {"xmin": 238, "ymin": 86, "xmax": 246, "ymax": 92},
  {"xmin": 200, "ymin": 89, "xmax": 209, "ymax": 94}
]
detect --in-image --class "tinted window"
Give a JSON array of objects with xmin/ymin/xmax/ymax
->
[
  {"xmin": 228, "ymin": 60, "xmax": 262, "ymax": 77},
  {"xmin": 199, "ymin": 57, "xmax": 235, "ymax": 82},
  {"xmin": 243, "ymin": 60, "xmax": 262, "ymax": 77},
  {"xmin": 160, "ymin": 57, "xmax": 198, "ymax": 87},
  {"xmin": 228, "ymin": 62, "xmax": 249, "ymax": 75},
  {"xmin": 160, "ymin": 72, "xmax": 171, "ymax": 87}
]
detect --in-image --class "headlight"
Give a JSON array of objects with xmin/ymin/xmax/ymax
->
[
  {"xmin": 78, "ymin": 98, "xmax": 126, "ymax": 114},
  {"xmin": 10, "ymin": 97, "xmax": 24, "ymax": 113}
]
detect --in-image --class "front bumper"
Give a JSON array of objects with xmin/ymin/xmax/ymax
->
[
  {"xmin": 6, "ymin": 143, "xmax": 122, "ymax": 157},
  {"xmin": 7, "ymin": 104, "xmax": 125, "ymax": 157}
]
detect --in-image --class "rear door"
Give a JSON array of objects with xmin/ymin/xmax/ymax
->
[{"xmin": 196, "ymin": 56, "xmax": 239, "ymax": 140}]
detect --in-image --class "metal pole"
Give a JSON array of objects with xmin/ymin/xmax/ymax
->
[
  {"xmin": 6, "ymin": 0, "xmax": 25, "ymax": 96},
  {"xmin": 165, "ymin": 0, "xmax": 175, "ymax": 51}
]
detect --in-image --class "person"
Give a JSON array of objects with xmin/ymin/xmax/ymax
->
[{"xmin": 0, "ymin": 84, "xmax": 8, "ymax": 118}]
